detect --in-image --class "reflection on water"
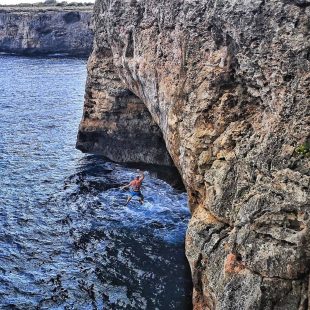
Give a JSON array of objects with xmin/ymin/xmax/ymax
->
[{"xmin": 0, "ymin": 55, "xmax": 192, "ymax": 309}]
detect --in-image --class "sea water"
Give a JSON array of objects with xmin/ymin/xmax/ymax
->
[{"xmin": 0, "ymin": 55, "xmax": 192, "ymax": 309}]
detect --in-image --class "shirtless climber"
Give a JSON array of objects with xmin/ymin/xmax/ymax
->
[{"xmin": 121, "ymin": 170, "xmax": 145, "ymax": 205}]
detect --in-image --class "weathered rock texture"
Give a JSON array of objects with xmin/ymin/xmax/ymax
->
[
  {"xmin": 78, "ymin": 0, "xmax": 310, "ymax": 308},
  {"xmin": 0, "ymin": 6, "xmax": 93, "ymax": 56},
  {"xmin": 76, "ymin": 47, "xmax": 173, "ymax": 165}
]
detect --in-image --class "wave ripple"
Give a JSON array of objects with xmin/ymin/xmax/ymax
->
[{"xmin": 0, "ymin": 55, "xmax": 192, "ymax": 309}]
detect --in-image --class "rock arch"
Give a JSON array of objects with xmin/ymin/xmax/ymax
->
[{"xmin": 76, "ymin": 47, "xmax": 173, "ymax": 166}]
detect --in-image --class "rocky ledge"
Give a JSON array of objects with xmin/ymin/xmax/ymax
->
[
  {"xmin": 77, "ymin": 0, "xmax": 310, "ymax": 309},
  {"xmin": 0, "ymin": 6, "xmax": 93, "ymax": 56}
]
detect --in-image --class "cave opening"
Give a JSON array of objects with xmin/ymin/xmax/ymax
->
[
  {"xmin": 115, "ymin": 89, "xmax": 186, "ymax": 190},
  {"xmin": 77, "ymin": 88, "xmax": 185, "ymax": 190}
]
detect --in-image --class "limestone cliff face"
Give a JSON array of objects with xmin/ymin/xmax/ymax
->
[
  {"xmin": 0, "ymin": 7, "xmax": 93, "ymax": 56},
  {"xmin": 76, "ymin": 46, "xmax": 173, "ymax": 165},
  {"xmin": 78, "ymin": 0, "xmax": 310, "ymax": 308}
]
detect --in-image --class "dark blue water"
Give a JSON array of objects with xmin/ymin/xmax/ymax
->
[{"xmin": 0, "ymin": 55, "xmax": 192, "ymax": 309}]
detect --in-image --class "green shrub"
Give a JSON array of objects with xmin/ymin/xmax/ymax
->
[{"xmin": 295, "ymin": 142, "xmax": 310, "ymax": 157}]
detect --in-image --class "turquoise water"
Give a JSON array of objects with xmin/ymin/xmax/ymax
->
[{"xmin": 0, "ymin": 55, "xmax": 192, "ymax": 309}]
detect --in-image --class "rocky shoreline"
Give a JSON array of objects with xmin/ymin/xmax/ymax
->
[{"xmin": 0, "ymin": 6, "xmax": 93, "ymax": 56}]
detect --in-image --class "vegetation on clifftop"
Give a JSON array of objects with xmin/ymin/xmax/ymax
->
[{"xmin": 0, "ymin": 0, "xmax": 93, "ymax": 9}]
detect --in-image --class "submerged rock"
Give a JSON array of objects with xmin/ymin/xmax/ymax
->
[
  {"xmin": 77, "ymin": 0, "xmax": 310, "ymax": 308},
  {"xmin": 0, "ymin": 6, "xmax": 93, "ymax": 56}
]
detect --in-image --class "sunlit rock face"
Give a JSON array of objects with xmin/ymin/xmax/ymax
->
[
  {"xmin": 78, "ymin": 0, "xmax": 310, "ymax": 308},
  {"xmin": 0, "ymin": 7, "xmax": 93, "ymax": 56}
]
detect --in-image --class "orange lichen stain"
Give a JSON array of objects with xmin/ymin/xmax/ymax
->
[
  {"xmin": 193, "ymin": 303, "xmax": 210, "ymax": 310},
  {"xmin": 193, "ymin": 206, "xmax": 221, "ymax": 225},
  {"xmin": 223, "ymin": 242, "xmax": 230, "ymax": 251},
  {"xmin": 224, "ymin": 253, "xmax": 245, "ymax": 274},
  {"xmin": 205, "ymin": 212, "xmax": 221, "ymax": 225}
]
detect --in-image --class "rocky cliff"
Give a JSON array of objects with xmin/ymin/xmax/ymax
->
[
  {"xmin": 77, "ymin": 0, "xmax": 310, "ymax": 308},
  {"xmin": 0, "ymin": 6, "xmax": 93, "ymax": 56}
]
